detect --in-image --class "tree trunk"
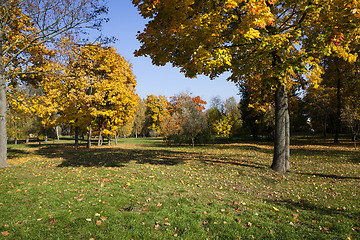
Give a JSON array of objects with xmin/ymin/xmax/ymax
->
[
  {"xmin": 107, "ymin": 135, "xmax": 111, "ymax": 146},
  {"xmin": 135, "ymin": 128, "xmax": 138, "ymax": 138},
  {"xmin": 56, "ymin": 126, "xmax": 60, "ymax": 141},
  {"xmin": 0, "ymin": 69, "xmax": 8, "ymax": 167},
  {"xmin": 26, "ymin": 136, "xmax": 29, "ymax": 144},
  {"xmin": 98, "ymin": 128, "xmax": 103, "ymax": 146},
  {"xmin": 271, "ymin": 82, "xmax": 290, "ymax": 173},
  {"xmin": 191, "ymin": 137, "xmax": 195, "ymax": 148},
  {"xmin": 74, "ymin": 126, "xmax": 79, "ymax": 149},
  {"xmin": 87, "ymin": 124, "xmax": 92, "ymax": 149},
  {"xmin": 115, "ymin": 132, "xmax": 118, "ymax": 145},
  {"xmin": 334, "ymin": 67, "xmax": 341, "ymax": 143},
  {"xmin": 14, "ymin": 137, "xmax": 17, "ymax": 145}
]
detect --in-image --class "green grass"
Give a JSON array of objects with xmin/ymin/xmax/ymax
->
[{"xmin": 1, "ymin": 137, "xmax": 359, "ymax": 239}]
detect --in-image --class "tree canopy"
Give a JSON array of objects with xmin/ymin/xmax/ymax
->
[{"xmin": 133, "ymin": 0, "xmax": 360, "ymax": 172}]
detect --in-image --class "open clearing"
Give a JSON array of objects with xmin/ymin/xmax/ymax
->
[{"xmin": 0, "ymin": 138, "xmax": 359, "ymax": 239}]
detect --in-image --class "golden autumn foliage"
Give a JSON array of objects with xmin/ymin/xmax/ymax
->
[
  {"xmin": 35, "ymin": 41, "xmax": 139, "ymax": 138},
  {"xmin": 0, "ymin": 0, "xmax": 108, "ymax": 165},
  {"xmin": 144, "ymin": 95, "xmax": 169, "ymax": 133},
  {"xmin": 133, "ymin": 0, "xmax": 360, "ymax": 172}
]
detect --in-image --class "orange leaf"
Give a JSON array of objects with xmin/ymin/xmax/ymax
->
[{"xmin": 1, "ymin": 231, "xmax": 10, "ymax": 237}]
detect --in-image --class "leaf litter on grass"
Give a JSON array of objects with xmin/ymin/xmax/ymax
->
[{"xmin": 0, "ymin": 139, "xmax": 359, "ymax": 239}]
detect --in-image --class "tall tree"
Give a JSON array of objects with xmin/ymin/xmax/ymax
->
[
  {"xmin": 133, "ymin": 0, "xmax": 360, "ymax": 173},
  {"xmin": 0, "ymin": 0, "xmax": 107, "ymax": 166},
  {"xmin": 144, "ymin": 94, "xmax": 169, "ymax": 135},
  {"xmin": 36, "ymin": 42, "xmax": 139, "ymax": 148}
]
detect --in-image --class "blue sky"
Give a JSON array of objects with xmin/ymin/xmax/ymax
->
[{"xmin": 101, "ymin": 1, "xmax": 240, "ymax": 108}]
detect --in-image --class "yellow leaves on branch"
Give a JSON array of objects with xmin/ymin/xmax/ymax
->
[{"xmin": 36, "ymin": 41, "xmax": 139, "ymax": 133}]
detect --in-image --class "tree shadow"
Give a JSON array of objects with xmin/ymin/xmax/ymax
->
[
  {"xmin": 266, "ymin": 198, "xmax": 359, "ymax": 219},
  {"xmin": 199, "ymin": 157, "xmax": 268, "ymax": 170},
  {"xmin": 291, "ymin": 148, "xmax": 360, "ymax": 164},
  {"xmin": 34, "ymin": 145, "xmax": 192, "ymax": 168},
  {"xmin": 7, "ymin": 148, "xmax": 30, "ymax": 159},
  {"xmin": 294, "ymin": 171, "xmax": 360, "ymax": 180}
]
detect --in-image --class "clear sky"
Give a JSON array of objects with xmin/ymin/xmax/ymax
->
[{"xmin": 101, "ymin": 1, "xmax": 240, "ymax": 108}]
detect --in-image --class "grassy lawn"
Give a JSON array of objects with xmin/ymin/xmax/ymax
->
[{"xmin": 1, "ymin": 138, "xmax": 359, "ymax": 239}]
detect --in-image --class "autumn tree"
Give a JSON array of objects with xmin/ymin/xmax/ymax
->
[
  {"xmin": 164, "ymin": 93, "xmax": 207, "ymax": 147},
  {"xmin": 144, "ymin": 95, "xmax": 169, "ymax": 135},
  {"xmin": 0, "ymin": 0, "xmax": 107, "ymax": 166},
  {"xmin": 207, "ymin": 96, "xmax": 242, "ymax": 138},
  {"xmin": 133, "ymin": 0, "xmax": 360, "ymax": 173},
  {"xmin": 132, "ymin": 99, "xmax": 147, "ymax": 138},
  {"xmin": 37, "ymin": 42, "xmax": 139, "ymax": 148}
]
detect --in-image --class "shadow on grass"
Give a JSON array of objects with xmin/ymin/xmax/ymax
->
[
  {"xmin": 294, "ymin": 171, "xmax": 360, "ymax": 180},
  {"xmin": 7, "ymin": 148, "xmax": 30, "ymax": 159},
  {"xmin": 34, "ymin": 145, "xmax": 192, "ymax": 168},
  {"xmin": 199, "ymin": 156, "xmax": 268, "ymax": 170},
  {"xmin": 267, "ymin": 198, "xmax": 359, "ymax": 219}
]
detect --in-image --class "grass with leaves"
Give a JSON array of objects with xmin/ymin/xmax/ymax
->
[{"xmin": 0, "ymin": 137, "xmax": 359, "ymax": 239}]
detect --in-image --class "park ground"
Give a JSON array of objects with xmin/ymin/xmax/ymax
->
[{"xmin": 0, "ymin": 137, "xmax": 359, "ymax": 239}]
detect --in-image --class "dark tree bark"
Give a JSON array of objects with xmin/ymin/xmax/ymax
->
[{"xmin": 271, "ymin": 82, "xmax": 290, "ymax": 173}]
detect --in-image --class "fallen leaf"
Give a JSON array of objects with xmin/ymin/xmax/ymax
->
[
  {"xmin": 100, "ymin": 216, "xmax": 107, "ymax": 221},
  {"xmin": 157, "ymin": 203, "xmax": 163, "ymax": 207},
  {"xmin": 1, "ymin": 231, "xmax": 10, "ymax": 237},
  {"xmin": 96, "ymin": 220, "xmax": 102, "ymax": 226},
  {"xmin": 273, "ymin": 207, "xmax": 279, "ymax": 211}
]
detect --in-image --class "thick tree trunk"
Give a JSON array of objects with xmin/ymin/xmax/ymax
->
[
  {"xmin": 14, "ymin": 138, "xmax": 17, "ymax": 145},
  {"xmin": 87, "ymin": 124, "xmax": 92, "ymax": 149},
  {"xmin": 271, "ymin": 83, "xmax": 290, "ymax": 173},
  {"xmin": 74, "ymin": 126, "xmax": 79, "ymax": 149},
  {"xmin": 0, "ymin": 69, "xmax": 8, "ymax": 167},
  {"xmin": 107, "ymin": 135, "xmax": 111, "ymax": 146},
  {"xmin": 26, "ymin": 136, "xmax": 29, "ymax": 144}
]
